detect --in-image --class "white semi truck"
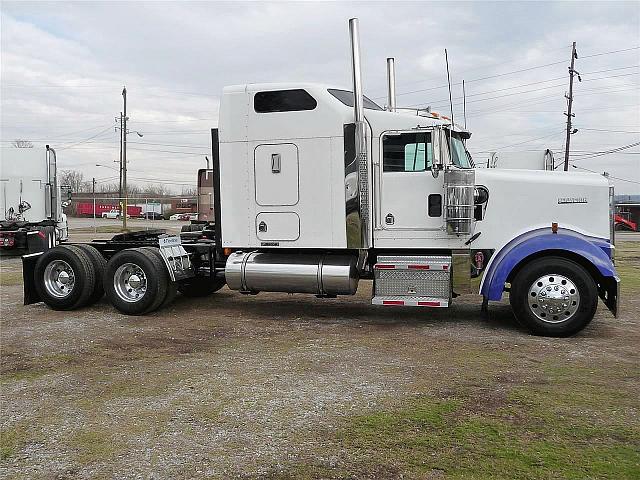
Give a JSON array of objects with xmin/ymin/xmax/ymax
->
[
  {"xmin": 1, "ymin": 145, "xmax": 69, "ymax": 256},
  {"xmin": 21, "ymin": 19, "xmax": 619, "ymax": 337}
]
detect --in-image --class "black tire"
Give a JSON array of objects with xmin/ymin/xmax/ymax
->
[
  {"xmin": 139, "ymin": 247, "xmax": 176, "ymax": 310},
  {"xmin": 103, "ymin": 248, "xmax": 168, "ymax": 315},
  {"xmin": 75, "ymin": 244, "xmax": 107, "ymax": 305},
  {"xmin": 177, "ymin": 276, "xmax": 225, "ymax": 297},
  {"xmin": 34, "ymin": 245, "xmax": 96, "ymax": 310},
  {"xmin": 181, "ymin": 224, "xmax": 204, "ymax": 233},
  {"xmin": 510, "ymin": 256, "xmax": 598, "ymax": 337}
]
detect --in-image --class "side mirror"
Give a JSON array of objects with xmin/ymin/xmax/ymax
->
[{"xmin": 431, "ymin": 127, "xmax": 445, "ymax": 178}]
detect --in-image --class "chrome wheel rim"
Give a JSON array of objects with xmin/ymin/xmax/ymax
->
[
  {"xmin": 43, "ymin": 260, "xmax": 75, "ymax": 299},
  {"xmin": 113, "ymin": 263, "xmax": 147, "ymax": 303},
  {"xmin": 527, "ymin": 274, "xmax": 580, "ymax": 323}
]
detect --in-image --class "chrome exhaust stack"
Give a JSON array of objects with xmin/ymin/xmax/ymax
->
[
  {"xmin": 348, "ymin": 17, "xmax": 369, "ymax": 248},
  {"xmin": 386, "ymin": 57, "xmax": 396, "ymax": 112}
]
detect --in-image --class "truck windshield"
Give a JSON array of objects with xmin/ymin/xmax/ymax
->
[
  {"xmin": 447, "ymin": 131, "xmax": 473, "ymax": 168},
  {"xmin": 328, "ymin": 89, "xmax": 383, "ymax": 111}
]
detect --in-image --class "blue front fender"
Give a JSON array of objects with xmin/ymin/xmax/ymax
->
[{"xmin": 480, "ymin": 228, "xmax": 617, "ymax": 302}]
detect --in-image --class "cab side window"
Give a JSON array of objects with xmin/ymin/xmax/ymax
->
[{"xmin": 383, "ymin": 132, "xmax": 433, "ymax": 172}]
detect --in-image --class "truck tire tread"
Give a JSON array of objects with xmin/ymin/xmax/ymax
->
[{"xmin": 75, "ymin": 244, "xmax": 107, "ymax": 305}]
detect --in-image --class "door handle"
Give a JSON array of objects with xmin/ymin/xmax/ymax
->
[{"xmin": 271, "ymin": 153, "xmax": 281, "ymax": 173}]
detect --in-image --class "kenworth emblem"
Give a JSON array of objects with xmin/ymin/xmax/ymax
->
[{"xmin": 558, "ymin": 197, "xmax": 588, "ymax": 204}]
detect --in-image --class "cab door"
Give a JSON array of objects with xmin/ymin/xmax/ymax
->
[{"xmin": 379, "ymin": 131, "xmax": 445, "ymax": 231}]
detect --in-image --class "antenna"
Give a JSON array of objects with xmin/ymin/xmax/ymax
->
[
  {"xmin": 445, "ymin": 48, "xmax": 454, "ymax": 154},
  {"xmin": 462, "ymin": 79, "xmax": 467, "ymax": 130},
  {"xmin": 444, "ymin": 49, "xmax": 454, "ymax": 127}
]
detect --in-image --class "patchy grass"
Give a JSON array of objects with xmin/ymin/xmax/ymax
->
[
  {"xmin": 67, "ymin": 428, "xmax": 122, "ymax": 464},
  {"xmin": 0, "ymin": 426, "xmax": 28, "ymax": 461},
  {"xmin": 616, "ymin": 242, "xmax": 640, "ymax": 291},
  {"xmin": 0, "ymin": 270, "xmax": 22, "ymax": 286},
  {"xmin": 279, "ymin": 361, "xmax": 640, "ymax": 479}
]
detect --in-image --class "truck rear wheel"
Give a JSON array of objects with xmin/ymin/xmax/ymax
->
[
  {"xmin": 178, "ymin": 277, "xmax": 225, "ymax": 297},
  {"xmin": 104, "ymin": 248, "xmax": 168, "ymax": 315},
  {"xmin": 34, "ymin": 245, "xmax": 96, "ymax": 310},
  {"xmin": 510, "ymin": 256, "xmax": 598, "ymax": 337},
  {"xmin": 139, "ymin": 247, "xmax": 177, "ymax": 309},
  {"xmin": 75, "ymin": 244, "xmax": 107, "ymax": 305}
]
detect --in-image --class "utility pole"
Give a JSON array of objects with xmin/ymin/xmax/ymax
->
[
  {"xmin": 563, "ymin": 42, "xmax": 580, "ymax": 171},
  {"xmin": 92, "ymin": 177, "xmax": 96, "ymax": 234},
  {"xmin": 122, "ymin": 87, "xmax": 128, "ymax": 230},
  {"xmin": 119, "ymin": 112, "xmax": 123, "ymax": 204}
]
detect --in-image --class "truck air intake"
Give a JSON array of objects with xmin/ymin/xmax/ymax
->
[{"xmin": 444, "ymin": 169, "xmax": 475, "ymax": 235}]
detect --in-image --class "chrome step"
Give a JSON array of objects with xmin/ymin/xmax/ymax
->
[
  {"xmin": 372, "ymin": 295, "xmax": 449, "ymax": 307},
  {"xmin": 373, "ymin": 255, "xmax": 452, "ymax": 300}
]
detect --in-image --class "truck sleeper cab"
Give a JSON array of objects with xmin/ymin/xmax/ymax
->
[{"xmin": 21, "ymin": 18, "xmax": 618, "ymax": 337}]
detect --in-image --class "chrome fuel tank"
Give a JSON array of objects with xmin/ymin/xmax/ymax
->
[{"xmin": 225, "ymin": 252, "xmax": 359, "ymax": 295}]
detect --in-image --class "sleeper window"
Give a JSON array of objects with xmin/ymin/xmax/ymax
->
[
  {"xmin": 383, "ymin": 132, "xmax": 433, "ymax": 172},
  {"xmin": 254, "ymin": 89, "xmax": 317, "ymax": 113}
]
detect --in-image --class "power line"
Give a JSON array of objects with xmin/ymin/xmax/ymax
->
[
  {"xmin": 57, "ymin": 127, "xmax": 116, "ymax": 150},
  {"xmin": 578, "ymin": 127, "xmax": 640, "ymax": 134},
  {"xmin": 570, "ymin": 165, "xmax": 640, "ymax": 185},
  {"xmin": 569, "ymin": 141, "xmax": 640, "ymax": 161},
  {"xmin": 128, "ymin": 140, "xmax": 209, "ymax": 148},
  {"xmin": 472, "ymin": 130, "xmax": 565, "ymax": 152},
  {"xmin": 378, "ymin": 46, "xmax": 640, "ymax": 101},
  {"xmin": 126, "ymin": 146, "xmax": 208, "ymax": 156},
  {"xmin": 413, "ymin": 70, "xmax": 639, "ymax": 110}
]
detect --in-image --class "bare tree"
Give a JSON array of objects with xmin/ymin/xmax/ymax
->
[
  {"xmin": 98, "ymin": 182, "xmax": 120, "ymax": 194},
  {"xmin": 180, "ymin": 186, "xmax": 197, "ymax": 196},
  {"xmin": 127, "ymin": 184, "xmax": 142, "ymax": 198},
  {"xmin": 60, "ymin": 169, "xmax": 89, "ymax": 192},
  {"xmin": 12, "ymin": 139, "xmax": 34, "ymax": 148},
  {"xmin": 143, "ymin": 183, "xmax": 170, "ymax": 197}
]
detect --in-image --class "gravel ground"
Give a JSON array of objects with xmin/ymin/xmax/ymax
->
[{"xmin": 1, "ymin": 241, "xmax": 638, "ymax": 479}]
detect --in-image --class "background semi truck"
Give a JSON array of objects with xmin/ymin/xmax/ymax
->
[
  {"xmin": 21, "ymin": 19, "xmax": 619, "ymax": 337},
  {"xmin": 480, "ymin": 150, "xmax": 556, "ymax": 170},
  {"xmin": 1, "ymin": 145, "xmax": 69, "ymax": 255}
]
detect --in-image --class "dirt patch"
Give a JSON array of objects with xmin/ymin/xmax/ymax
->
[{"xmin": 1, "ymin": 244, "xmax": 639, "ymax": 479}]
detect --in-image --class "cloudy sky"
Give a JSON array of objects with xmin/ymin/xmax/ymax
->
[{"xmin": 1, "ymin": 1, "xmax": 639, "ymax": 194}]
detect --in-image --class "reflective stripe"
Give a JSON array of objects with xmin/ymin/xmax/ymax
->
[{"xmin": 382, "ymin": 300, "xmax": 404, "ymax": 305}]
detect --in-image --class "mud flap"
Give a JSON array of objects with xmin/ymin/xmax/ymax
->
[
  {"xmin": 601, "ymin": 276, "xmax": 620, "ymax": 318},
  {"xmin": 22, "ymin": 252, "xmax": 43, "ymax": 305}
]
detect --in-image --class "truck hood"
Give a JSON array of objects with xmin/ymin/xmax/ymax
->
[{"xmin": 472, "ymin": 168, "xmax": 611, "ymax": 250}]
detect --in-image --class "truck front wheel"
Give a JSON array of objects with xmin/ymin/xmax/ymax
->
[{"xmin": 510, "ymin": 256, "xmax": 598, "ymax": 337}]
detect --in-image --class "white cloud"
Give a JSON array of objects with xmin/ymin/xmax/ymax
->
[{"xmin": 1, "ymin": 1, "xmax": 638, "ymax": 192}]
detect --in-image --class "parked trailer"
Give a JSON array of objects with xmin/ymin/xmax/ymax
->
[
  {"xmin": 1, "ymin": 145, "xmax": 69, "ymax": 256},
  {"xmin": 75, "ymin": 202, "xmax": 142, "ymax": 217},
  {"xmin": 22, "ymin": 19, "xmax": 619, "ymax": 337}
]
